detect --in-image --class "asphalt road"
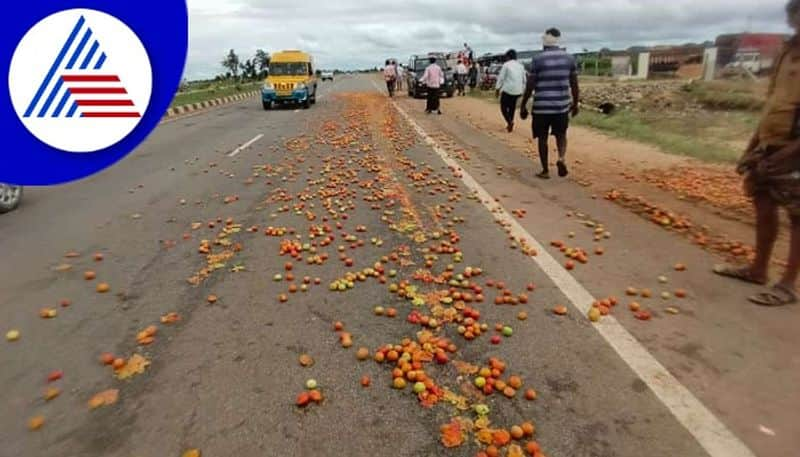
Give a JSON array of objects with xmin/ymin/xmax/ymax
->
[{"xmin": 0, "ymin": 75, "xmax": 795, "ymax": 457}]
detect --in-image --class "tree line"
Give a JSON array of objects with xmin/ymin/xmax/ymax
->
[{"xmin": 219, "ymin": 49, "xmax": 270, "ymax": 81}]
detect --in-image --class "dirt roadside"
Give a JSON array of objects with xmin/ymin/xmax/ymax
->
[{"xmin": 421, "ymin": 93, "xmax": 792, "ymax": 273}]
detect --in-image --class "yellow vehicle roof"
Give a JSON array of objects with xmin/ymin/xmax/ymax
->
[{"xmin": 271, "ymin": 50, "xmax": 312, "ymax": 63}]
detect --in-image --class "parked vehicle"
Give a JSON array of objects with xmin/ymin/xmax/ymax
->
[
  {"xmin": 261, "ymin": 50, "xmax": 318, "ymax": 110},
  {"xmin": 725, "ymin": 41, "xmax": 783, "ymax": 75},
  {"xmin": 479, "ymin": 64, "xmax": 502, "ymax": 90},
  {"xmin": 321, "ymin": 71, "xmax": 334, "ymax": 81},
  {"xmin": 405, "ymin": 53, "xmax": 455, "ymax": 99},
  {"xmin": 0, "ymin": 183, "xmax": 22, "ymax": 213},
  {"xmin": 717, "ymin": 33, "xmax": 787, "ymax": 75}
]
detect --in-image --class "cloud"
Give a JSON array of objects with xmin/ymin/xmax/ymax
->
[{"xmin": 183, "ymin": 0, "xmax": 793, "ymax": 79}]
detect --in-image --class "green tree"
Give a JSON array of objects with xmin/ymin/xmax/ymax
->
[
  {"xmin": 221, "ymin": 49, "xmax": 240, "ymax": 79},
  {"xmin": 254, "ymin": 49, "xmax": 270, "ymax": 78},
  {"xmin": 240, "ymin": 58, "xmax": 257, "ymax": 80}
]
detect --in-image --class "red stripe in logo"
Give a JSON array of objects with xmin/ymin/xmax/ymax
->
[
  {"xmin": 61, "ymin": 75, "xmax": 120, "ymax": 82},
  {"xmin": 76, "ymin": 99, "xmax": 134, "ymax": 106}
]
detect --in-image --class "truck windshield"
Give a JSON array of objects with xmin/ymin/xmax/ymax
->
[{"xmin": 269, "ymin": 62, "xmax": 308, "ymax": 76}]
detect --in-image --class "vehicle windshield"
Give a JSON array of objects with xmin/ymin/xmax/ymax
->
[
  {"xmin": 412, "ymin": 60, "xmax": 429, "ymax": 71},
  {"xmin": 487, "ymin": 65, "xmax": 502, "ymax": 74},
  {"xmin": 269, "ymin": 62, "xmax": 308, "ymax": 76},
  {"xmin": 412, "ymin": 58, "xmax": 447, "ymax": 71}
]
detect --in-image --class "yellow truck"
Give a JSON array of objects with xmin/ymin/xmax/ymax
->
[{"xmin": 261, "ymin": 50, "xmax": 318, "ymax": 110}]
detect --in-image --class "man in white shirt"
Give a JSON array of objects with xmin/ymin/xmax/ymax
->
[
  {"xmin": 464, "ymin": 43, "xmax": 474, "ymax": 63},
  {"xmin": 495, "ymin": 49, "xmax": 527, "ymax": 132},
  {"xmin": 383, "ymin": 59, "xmax": 397, "ymax": 97},
  {"xmin": 395, "ymin": 63, "xmax": 404, "ymax": 92},
  {"xmin": 419, "ymin": 56, "xmax": 444, "ymax": 114},
  {"xmin": 455, "ymin": 59, "xmax": 468, "ymax": 96}
]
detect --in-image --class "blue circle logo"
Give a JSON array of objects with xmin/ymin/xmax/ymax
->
[{"xmin": 2, "ymin": 1, "xmax": 187, "ymax": 185}]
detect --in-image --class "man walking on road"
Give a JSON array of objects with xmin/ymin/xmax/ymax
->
[
  {"xmin": 495, "ymin": 49, "xmax": 526, "ymax": 132},
  {"xmin": 714, "ymin": 0, "xmax": 800, "ymax": 306},
  {"xmin": 419, "ymin": 56, "xmax": 444, "ymax": 115},
  {"xmin": 520, "ymin": 28, "xmax": 579, "ymax": 179},
  {"xmin": 383, "ymin": 59, "xmax": 397, "ymax": 97}
]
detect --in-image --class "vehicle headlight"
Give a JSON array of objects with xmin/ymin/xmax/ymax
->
[
  {"xmin": 263, "ymin": 82, "xmax": 273, "ymax": 90},
  {"xmin": 295, "ymin": 82, "xmax": 307, "ymax": 90}
]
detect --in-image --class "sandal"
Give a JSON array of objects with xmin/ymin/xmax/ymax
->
[
  {"xmin": 536, "ymin": 171, "xmax": 550, "ymax": 180},
  {"xmin": 712, "ymin": 264, "xmax": 767, "ymax": 285},
  {"xmin": 748, "ymin": 284, "xmax": 798, "ymax": 307},
  {"xmin": 557, "ymin": 160, "xmax": 568, "ymax": 177}
]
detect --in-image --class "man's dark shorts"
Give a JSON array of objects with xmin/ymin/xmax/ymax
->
[{"xmin": 532, "ymin": 112, "xmax": 569, "ymax": 139}]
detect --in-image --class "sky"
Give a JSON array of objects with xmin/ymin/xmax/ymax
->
[{"xmin": 185, "ymin": 0, "xmax": 794, "ymax": 80}]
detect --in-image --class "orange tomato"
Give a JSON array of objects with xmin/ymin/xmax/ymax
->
[{"xmin": 521, "ymin": 422, "xmax": 535, "ymax": 436}]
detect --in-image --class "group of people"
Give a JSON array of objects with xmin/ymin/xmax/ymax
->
[
  {"xmin": 382, "ymin": 59, "xmax": 404, "ymax": 97},
  {"xmin": 389, "ymin": 1, "xmax": 800, "ymax": 307},
  {"xmin": 454, "ymin": 58, "xmax": 480, "ymax": 96}
]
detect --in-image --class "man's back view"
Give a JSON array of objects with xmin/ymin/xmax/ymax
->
[{"xmin": 521, "ymin": 28, "xmax": 580, "ymax": 179}]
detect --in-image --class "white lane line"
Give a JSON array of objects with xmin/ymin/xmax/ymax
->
[
  {"xmin": 227, "ymin": 133, "xmax": 263, "ymax": 157},
  {"xmin": 387, "ymin": 95, "xmax": 755, "ymax": 457}
]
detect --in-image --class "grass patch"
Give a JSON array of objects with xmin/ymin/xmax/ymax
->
[
  {"xmin": 681, "ymin": 80, "xmax": 765, "ymax": 111},
  {"xmin": 468, "ymin": 85, "xmax": 758, "ymax": 163},
  {"xmin": 170, "ymin": 82, "xmax": 261, "ymax": 108},
  {"xmin": 573, "ymin": 109, "xmax": 746, "ymax": 163}
]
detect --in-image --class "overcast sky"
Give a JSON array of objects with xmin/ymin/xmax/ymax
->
[{"xmin": 185, "ymin": 0, "xmax": 793, "ymax": 79}]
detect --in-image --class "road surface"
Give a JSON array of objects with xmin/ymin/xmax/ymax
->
[{"xmin": 1, "ymin": 74, "xmax": 796, "ymax": 457}]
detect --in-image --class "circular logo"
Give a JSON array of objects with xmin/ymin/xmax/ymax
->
[{"xmin": 8, "ymin": 9, "xmax": 152, "ymax": 153}]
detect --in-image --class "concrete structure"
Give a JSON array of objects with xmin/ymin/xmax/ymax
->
[
  {"xmin": 636, "ymin": 52, "xmax": 650, "ymax": 79},
  {"xmin": 702, "ymin": 47, "xmax": 718, "ymax": 81}
]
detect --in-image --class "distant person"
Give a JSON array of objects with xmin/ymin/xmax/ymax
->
[
  {"xmin": 520, "ymin": 28, "xmax": 579, "ymax": 179},
  {"xmin": 468, "ymin": 62, "xmax": 479, "ymax": 92},
  {"xmin": 383, "ymin": 59, "xmax": 397, "ymax": 97},
  {"xmin": 455, "ymin": 59, "xmax": 469, "ymax": 96},
  {"xmin": 495, "ymin": 49, "xmax": 526, "ymax": 132},
  {"xmin": 419, "ymin": 56, "xmax": 444, "ymax": 114},
  {"xmin": 395, "ymin": 62, "xmax": 404, "ymax": 92},
  {"xmin": 464, "ymin": 43, "xmax": 474, "ymax": 63},
  {"xmin": 714, "ymin": 0, "xmax": 800, "ymax": 306}
]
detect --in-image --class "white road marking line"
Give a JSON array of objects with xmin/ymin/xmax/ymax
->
[
  {"xmin": 386, "ymin": 93, "xmax": 755, "ymax": 457},
  {"xmin": 227, "ymin": 133, "xmax": 263, "ymax": 157}
]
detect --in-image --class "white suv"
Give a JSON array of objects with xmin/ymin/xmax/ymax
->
[{"xmin": 321, "ymin": 71, "xmax": 334, "ymax": 81}]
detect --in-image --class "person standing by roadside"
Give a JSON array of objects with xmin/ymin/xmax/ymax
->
[
  {"xmin": 520, "ymin": 28, "xmax": 579, "ymax": 179},
  {"xmin": 383, "ymin": 59, "xmax": 397, "ymax": 97},
  {"xmin": 495, "ymin": 49, "xmax": 527, "ymax": 132},
  {"xmin": 468, "ymin": 61, "xmax": 479, "ymax": 93},
  {"xmin": 395, "ymin": 62, "xmax": 404, "ymax": 92},
  {"xmin": 713, "ymin": 0, "xmax": 800, "ymax": 306},
  {"xmin": 455, "ymin": 58, "xmax": 469, "ymax": 96},
  {"xmin": 419, "ymin": 56, "xmax": 444, "ymax": 114}
]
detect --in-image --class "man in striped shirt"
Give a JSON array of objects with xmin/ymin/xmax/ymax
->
[{"xmin": 520, "ymin": 28, "xmax": 580, "ymax": 179}]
